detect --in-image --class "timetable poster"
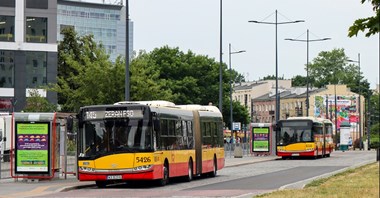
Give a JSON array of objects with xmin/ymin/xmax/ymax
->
[
  {"xmin": 15, "ymin": 122, "xmax": 50, "ymax": 174},
  {"xmin": 252, "ymin": 127, "xmax": 269, "ymax": 152}
]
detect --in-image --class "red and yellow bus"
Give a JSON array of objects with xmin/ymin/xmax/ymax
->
[
  {"xmin": 76, "ymin": 101, "xmax": 224, "ymax": 187},
  {"xmin": 276, "ymin": 117, "xmax": 334, "ymax": 159}
]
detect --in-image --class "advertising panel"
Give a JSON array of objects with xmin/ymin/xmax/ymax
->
[
  {"xmin": 15, "ymin": 122, "xmax": 50, "ymax": 174},
  {"xmin": 252, "ymin": 127, "xmax": 269, "ymax": 152},
  {"xmin": 340, "ymin": 127, "xmax": 351, "ymax": 145},
  {"xmin": 314, "ymin": 95, "xmax": 359, "ymax": 130}
]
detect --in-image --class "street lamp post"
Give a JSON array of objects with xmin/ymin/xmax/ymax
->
[
  {"xmin": 229, "ymin": 43, "xmax": 246, "ymax": 138},
  {"xmin": 125, "ymin": 0, "xmax": 130, "ymax": 101},
  {"xmin": 334, "ymin": 83, "xmax": 338, "ymax": 148},
  {"xmin": 285, "ymin": 30, "xmax": 330, "ymax": 116},
  {"xmin": 249, "ymin": 10, "xmax": 304, "ymax": 124},
  {"xmin": 348, "ymin": 53, "xmax": 362, "ymax": 150},
  {"xmin": 367, "ymin": 94, "xmax": 371, "ymax": 150},
  {"xmin": 329, "ymin": 64, "xmax": 340, "ymax": 148},
  {"xmin": 219, "ymin": 0, "xmax": 223, "ymax": 112}
]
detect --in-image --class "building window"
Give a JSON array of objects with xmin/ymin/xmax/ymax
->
[
  {"xmin": 26, "ymin": 0, "xmax": 48, "ymax": 9},
  {"xmin": 0, "ymin": 16, "xmax": 15, "ymax": 42},
  {"xmin": 0, "ymin": 50, "xmax": 14, "ymax": 88},
  {"xmin": 0, "ymin": 0, "xmax": 15, "ymax": 7},
  {"xmin": 26, "ymin": 52, "xmax": 47, "ymax": 88},
  {"xmin": 26, "ymin": 17, "xmax": 47, "ymax": 43}
]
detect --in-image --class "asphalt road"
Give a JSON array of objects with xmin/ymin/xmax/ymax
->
[
  {"xmin": 189, "ymin": 166, "xmax": 346, "ymax": 190},
  {"xmin": 28, "ymin": 150, "xmax": 377, "ymax": 198}
]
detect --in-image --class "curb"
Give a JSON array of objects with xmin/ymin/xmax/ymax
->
[
  {"xmin": 58, "ymin": 183, "xmax": 97, "ymax": 192},
  {"xmin": 225, "ymin": 157, "xmax": 278, "ymax": 168}
]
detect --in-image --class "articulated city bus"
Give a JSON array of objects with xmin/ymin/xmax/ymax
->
[
  {"xmin": 276, "ymin": 117, "xmax": 334, "ymax": 159},
  {"xmin": 76, "ymin": 101, "xmax": 224, "ymax": 187}
]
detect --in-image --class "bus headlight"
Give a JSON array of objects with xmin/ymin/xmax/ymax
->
[{"xmin": 133, "ymin": 165, "xmax": 153, "ymax": 172}]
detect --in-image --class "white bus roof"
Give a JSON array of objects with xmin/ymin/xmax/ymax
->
[
  {"xmin": 114, "ymin": 100, "xmax": 175, "ymax": 107},
  {"xmin": 287, "ymin": 116, "xmax": 332, "ymax": 124},
  {"xmin": 175, "ymin": 105, "xmax": 221, "ymax": 113},
  {"xmin": 114, "ymin": 101, "xmax": 221, "ymax": 114}
]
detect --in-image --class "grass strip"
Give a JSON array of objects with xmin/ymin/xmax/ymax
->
[{"xmin": 256, "ymin": 162, "xmax": 379, "ymax": 198}]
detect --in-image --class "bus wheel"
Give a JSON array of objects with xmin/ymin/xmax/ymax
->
[
  {"xmin": 96, "ymin": 181, "xmax": 107, "ymax": 188},
  {"xmin": 184, "ymin": 160, "xmax": 193, "ymax": 182},
  {"xmin": 209, "ymin": 157, "xmax": 217, "ymax": 177},
  {"xmin": 158, "ymin": 162, "xmax": 169, "ymax": 186},
  {"xmin": 326, "ymin": 153, "xmax": 330, "ymax": 157}
]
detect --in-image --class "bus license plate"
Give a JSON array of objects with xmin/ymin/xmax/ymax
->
[
  {"xmin": 292, "ymin": 153, "xmax": 299, "ymax": 156},
  {"xmin": 107, "ymin": 175, "xmax": 122, "ymax": 180}
]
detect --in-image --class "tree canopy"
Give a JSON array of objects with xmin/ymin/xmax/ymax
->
[
  {"xmin": 262, "ymin": 75, "xmax": 284, "ymax": 80},
  {"xmin": 54, "ymin": 27, "xmax": 124, "ymax": 112},
  {"xmin": 307, "ymin": 48, "xmax": 371, "ymax": 96},
  {"xmin": 133, "ymin": 46, "xmax": 224, "ymax": 105},
  {"xmin": 291, "ymin": 75, "xmax": 308, "ymax": 87},
  {"xmin": 23, "ymin": 89, "xmax": 57, "ymax": 112},
  {"xmin": 131, "ymin": 46, "xmax": 250, "ymax": 127},
  {"xmin": 54, "ymin": 29, "xmax": 250, "ymax": 125},
  {"xmin": 348, "ymin": 0, "xmax": 379, "ymax": 37}
]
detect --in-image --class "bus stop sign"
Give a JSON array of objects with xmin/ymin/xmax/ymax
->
[{"xmin": 232, "ymin": 122, "xmax": 241, "ymax": 130}]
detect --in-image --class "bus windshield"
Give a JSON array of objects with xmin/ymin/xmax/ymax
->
[
  {"xmin": 79, "ymin": 118, "xmax": 153, "ymax": 158},
  {"xmin": 278, "ymin": 126, "xmax": 312, "ymax": 146}
]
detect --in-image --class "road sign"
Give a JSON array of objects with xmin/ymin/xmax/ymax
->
[{"xmin": 232, "ymin": 122, "xmax": 241, "ymax": 130}]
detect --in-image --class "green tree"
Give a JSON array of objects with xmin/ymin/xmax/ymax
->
[
  {"xmin": 230, "ymin": 70, "xmax": 245, "ymax": 84},
  {"xmin": 369, "ymin": 93, "xmax": 380, "ymax": 126},
  {"xmin": 348, "ymin": 0, "xmax": 379, "ymax": 37},
  {"xmin": 130, "ymin": 50, "xmax": 175, "ymax": 101},
  {"xmin": 262, "ymin": 75, "xmax": 284, "ymax": 80},
  {"xmin": 54, "ymin": 28, "xmax": 125, "ymax": 112},
  {"xmin": 130, "ymin": 46, "xmax": 249, "ymax": 123},
  {"xmin": 56, "ymin": 32, "xmax": 249, "ymax": 122},
  {"xmin": 23, "ymin": 89, "xmax": 57, "ymax": 112},
  {"xmin": 308, "ymin": 48, "xmax": 370, "ymax": 95},
  {"xmin": 222, "ymin": 100, "xmax": 250, "ymax": 130},
  {"xmin": 140, "ymin": 46, "xmax": 228, "ymax": 106},
  {"xmin": 56, "ymin": 27, "xmax": 82, "ymax": 110},
  {"xmin": 291, "ymin": 75, "xmax": 307, "ymax": 86}
]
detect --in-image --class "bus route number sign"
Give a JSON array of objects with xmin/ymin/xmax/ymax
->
[{"xmin": 84, "ymin": 110, "xmax": 143, "ymax": 120}]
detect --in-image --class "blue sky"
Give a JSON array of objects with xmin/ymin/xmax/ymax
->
[{"xmin": 97, "ymin": 0, "xmax": 379, "ymax": 89}]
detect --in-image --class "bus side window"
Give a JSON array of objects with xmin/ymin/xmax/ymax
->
[
  {"xmin": 154, "ymin": 119, "xmax": 160, "ymax": 132},
  {"xmin": 168, "ymin": 120, "xmax": 175, "ymax": 136}
]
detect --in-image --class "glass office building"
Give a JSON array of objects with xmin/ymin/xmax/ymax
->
[
  {"xmin": 0, "ymin": 0, "xmax": 58, "ymax": 112},
  {"xmin": 0, "ymin": 0, "xmax": 132, "ymax": 112},
  {"xmin": 57, "ymin": 0, "xmax": 133, "ymax": 62}
]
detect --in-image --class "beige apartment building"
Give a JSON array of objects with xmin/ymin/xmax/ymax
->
[
  {"xmin": 252, "ymin": 87, "xmax": 309, "ymax": 123},
  {"xmin": 250, "ymin": 84, "xmax": 365, "ymax": 144},
  {"xmin": 232, "ymin": 80, "xmax": 292, "ymax": 121}
]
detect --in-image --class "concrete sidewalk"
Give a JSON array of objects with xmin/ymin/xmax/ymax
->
[{"xmin": 0, "ymin": 155, "xmax": 277, "ymax": 198}]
